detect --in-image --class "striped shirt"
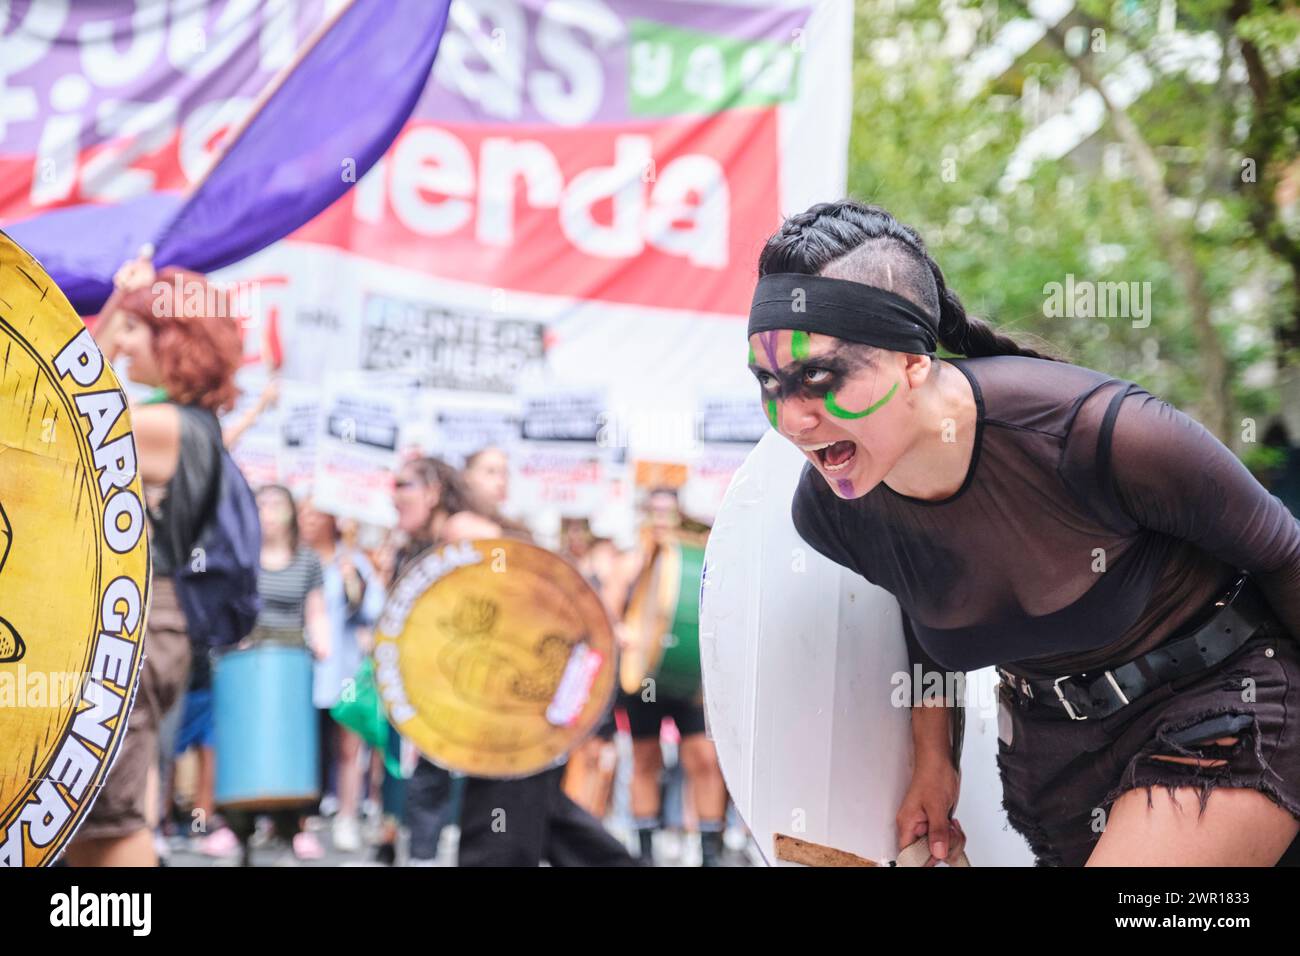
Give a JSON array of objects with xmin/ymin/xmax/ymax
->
[{"xmin": 257, "ymin": 546, "xmax": 325, "ymax": 630}]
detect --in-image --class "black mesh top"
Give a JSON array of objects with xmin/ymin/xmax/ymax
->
[{"xmin": 791, "ymin": 355, "xmax": 1300, "ymax": 679}]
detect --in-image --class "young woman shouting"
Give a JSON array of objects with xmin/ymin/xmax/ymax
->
[{"xmin": 751, "ymin": 199, "xmax": 1300, "ymax": 867}]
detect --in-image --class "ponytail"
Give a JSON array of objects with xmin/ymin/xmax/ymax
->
[{"xmin": 927, "ymin": 258, "xmax": 1060, "ymax": 362}]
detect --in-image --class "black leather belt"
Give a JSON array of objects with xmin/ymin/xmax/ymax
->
[{"xmin": 997, "ymin": 573, "xmax": 1278, "ymax": 721}]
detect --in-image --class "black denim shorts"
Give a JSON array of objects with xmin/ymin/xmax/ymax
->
[{"xmin": 995, "ymin": 617, "xmax": 1300, "ymax": 867}]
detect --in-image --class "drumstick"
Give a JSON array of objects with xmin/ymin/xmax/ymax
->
[
  {"xmin": 774, "ymin": 833, "xmax": 880, "ymax": 866},
  {"xmin": 774, "ymin": 833, "xmax": 971, "ymax": 867}
]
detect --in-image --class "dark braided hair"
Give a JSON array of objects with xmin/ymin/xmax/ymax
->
[{"xmin": 758, "ymin": 199, "xmax": 1060, "ymax": 362}]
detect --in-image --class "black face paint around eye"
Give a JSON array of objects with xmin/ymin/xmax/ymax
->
[{"xmin": 748, "ymin": 342, "xmax": 877, "ymax": 403}]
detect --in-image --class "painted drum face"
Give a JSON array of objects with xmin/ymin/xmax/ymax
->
[
  {"xmin": 373, "ymin": 539, "xmax": 616, "ymax": 778},
  {"xmin": 0, "ymin": 231, "xmax": 150, "ymax": 867}
]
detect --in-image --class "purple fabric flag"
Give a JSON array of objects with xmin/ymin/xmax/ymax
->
[{"xmin": 8, "ymin": 0, "xmax": 449, "ymax": 314}]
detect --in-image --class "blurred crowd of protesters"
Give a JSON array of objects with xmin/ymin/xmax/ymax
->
[
  {"xmin": 62, "ymin": 259, "xmax": 746, "ymax": 867},
  {"xmin": 161, "ymin": 450, "xmax": 732, "ymax": 866}
]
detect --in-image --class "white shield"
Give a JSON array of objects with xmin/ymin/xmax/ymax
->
[{"xmin": 700, "ymin": 431, "xmax": 1035, "ymax": 866}]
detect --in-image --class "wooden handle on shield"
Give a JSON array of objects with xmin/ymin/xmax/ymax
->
[{"xmin": 774, "ymin": 833, "xmax": 971, "ymax": 867}]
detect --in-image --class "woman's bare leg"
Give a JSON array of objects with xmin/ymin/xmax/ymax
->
[
  {"xmin": 195, "ymin": 746, "xmax": 215, "ymax": 820},
  {"xmin": 336, "ymin": 727, "xmax": 362, "ymax": 819},
  {"xmin": 630, "ymin": 737, "xmax": 664, "ymax": 819},
  {"xmin": 1088, "ymin": 784, "xmax": 1299, "ymax": 866},
  {"xmin": 62, "ymin": 828, "xmax": 157, "ymax": 867},
  {"xmin": 562, "ymin": 737, "xmax": 604, "ymax": 815},
  {"xmin": 679, "ymin": 734, "xmax": 727, "ymax": 821}
]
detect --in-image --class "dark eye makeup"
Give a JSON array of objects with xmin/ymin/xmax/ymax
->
[{"xmin": 749, "ymin": 350, "xmax": 870, "ymax": 401}]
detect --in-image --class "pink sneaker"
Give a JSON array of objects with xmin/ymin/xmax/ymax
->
[
  {"xmin": 293, "ymin": 830, "xmax": 326, "ymax": 861},
  {"xmin": 199, "ymin": 826, "xmax": 240, "ymax": 858}
]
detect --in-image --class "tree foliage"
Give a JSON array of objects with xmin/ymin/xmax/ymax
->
[{"xmin": 847, "ymin": 0, "xmax": 1299, "ymax": 459}]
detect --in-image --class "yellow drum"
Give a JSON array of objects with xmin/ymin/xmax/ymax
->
[
  {"xmin": 0, "ymin": 231, "xmax": 150, "ymax": 866},
  {"xmin": 373, "ymin": 538, "xmax": 616, "ymax": 778}
]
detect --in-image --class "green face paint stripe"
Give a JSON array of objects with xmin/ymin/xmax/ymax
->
[
  {"xmin": 765, "ymin": 398, "xmax": 778, "ymax": 427},
  {"xmin": 748, "ymin": 344, "xmax": 755, "ymax": 366},
  {"xmin": 790, "ymin": 330, "xmax": 809, "ymax": 361},
  {"xmin": 824, "ymin": 380, "xmax": 899, "ymax": 419}
]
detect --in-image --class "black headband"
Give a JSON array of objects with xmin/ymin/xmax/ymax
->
[{"xmin": 748, "ymin": 273, "xmax": 939, "ymax": 355}]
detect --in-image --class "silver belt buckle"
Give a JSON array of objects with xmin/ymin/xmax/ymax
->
[
  {"xmin": 1103, "ymin": 669, "xmax": 1130, "ymax": 707},
  {"xmin": 1054, "ymin": 670, "xmax": 1130, "ymax": 719},
  {"xmin": 1053, "ymin": 676, "xmax": 1086, "ymax": 720}
]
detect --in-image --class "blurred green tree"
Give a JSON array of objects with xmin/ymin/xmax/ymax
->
[{"xmin": 848, "ymin": 0, "xmax": 1298, "ymax": 459}]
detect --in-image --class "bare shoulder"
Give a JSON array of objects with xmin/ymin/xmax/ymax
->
[
  {"xmin": 444, "ymin": 510, "xmax": 502, "ymax": 542},
  {"xmin": 130, "ymin": 401, "xmax": 181, "ymax": 436},
  {"xmin": 129, "ymin": 403, "xmax": 182, "ymax": 484}
]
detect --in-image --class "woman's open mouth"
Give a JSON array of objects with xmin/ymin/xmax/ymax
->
[{"xmin": 801, "ymin": 439, "xmax": 858, "ymax": 474}]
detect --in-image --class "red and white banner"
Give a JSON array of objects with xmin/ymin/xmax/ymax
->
[
  {"xmin": 231, "ymin": 0, "xmax": 850, "ymax": 522},
  {"xmin": 4, "ymin": 1, "xmax": 854, "ymax": 525}
]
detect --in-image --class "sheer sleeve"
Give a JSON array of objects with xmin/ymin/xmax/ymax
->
[
  {"xmin": 791, "ymin": 466, "xmax": 960, "ymax": 698},
  {"xmin": 1106, "ymin": 386, "xmax": 1300, "ymax": 640}
]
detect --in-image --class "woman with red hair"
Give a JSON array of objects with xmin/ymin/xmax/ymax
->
[{"xmin": 65, "ymin": 257, "xmax": 243, "ymax": 867}]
